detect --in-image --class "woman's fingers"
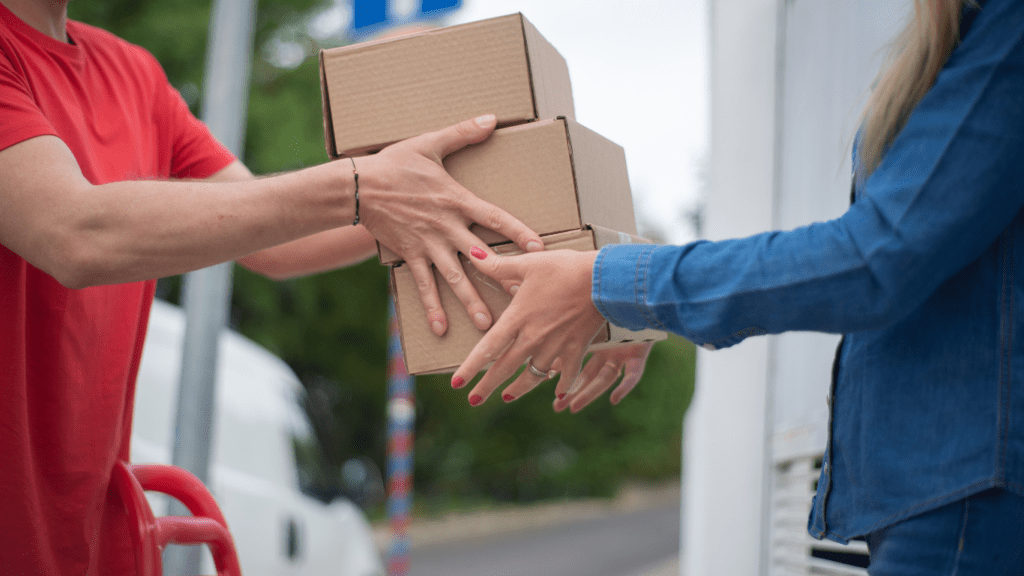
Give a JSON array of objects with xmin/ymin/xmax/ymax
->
[
  {"xmin": 610, "ymin": 365, "xmax": 643, "ymax": 405},
  {"xmin": 407, "ymin": 258, "xmax": 447, "ymax": 336},
  {"xmin": 499, "ymin": 349, "xmax": 562, "ymax": 403},
  {"xmin": 463, "ymin": 339, "xmax": 529, "ymax": 406},
  {"xmin": 452, "ymin": 313, "xmax": 520, "ymax": 398},
  {"xmin": 610, "ymin": 344, "xmax": 654, "ymax": 405},
  {"xmin": 568, "ymin": 361, "xmax": 624, "ymax": 413}
]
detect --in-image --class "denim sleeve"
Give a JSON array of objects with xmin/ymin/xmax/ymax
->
[{"xmin": 593, "ymin": 0, "xmax": 1024, "ymax": 349}]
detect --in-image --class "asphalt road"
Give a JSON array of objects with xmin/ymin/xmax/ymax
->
[{"xmin": 407, "ymin": 502, "xmax": 681, "ymax": 576}]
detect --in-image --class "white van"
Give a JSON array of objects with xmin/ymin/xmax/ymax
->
[{"xmin": 131, "ymin": 298, "xmax": 385, "ymax": 576}]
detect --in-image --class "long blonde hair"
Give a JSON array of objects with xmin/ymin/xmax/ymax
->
[{"xmin": 859, "ymin": 0, "xmax": 969, "ymax": 177}]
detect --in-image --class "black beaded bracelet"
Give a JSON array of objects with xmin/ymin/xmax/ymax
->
[{"xmin": 349, "ymin": 157, "xmax": 360, "ymax": 226}]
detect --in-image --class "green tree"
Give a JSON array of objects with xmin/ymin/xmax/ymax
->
[{"xmin": 68, "ymin": 0, "xmax": 696, "ymax": 511}]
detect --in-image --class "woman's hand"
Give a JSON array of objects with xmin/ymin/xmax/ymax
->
[
  {"xmin": 357, "ymin": 115, "xmax": 544, "ymax": 336},
  {"xmin": 553, "ymin": 342, "xmax": 654, "ymax": 413},
  {"xmin": 450, "ymin": 248, "xmax": 607, "ymax": 406}
]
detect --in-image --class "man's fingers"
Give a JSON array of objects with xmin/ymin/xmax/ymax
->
[
  {"xmin": 420, "ymin": 115, "xmax": 497, "ymax": 160},
  {"xmin": 432, "ymin": 251, "xmax": 492, "ymax": 331},
  {"xmin": 407, "ymin": 258, "xmax": 447, "ymax": 336},
  {"xmin": 461, "ymin": 194, "xmax": 544, "ymax": 254}
]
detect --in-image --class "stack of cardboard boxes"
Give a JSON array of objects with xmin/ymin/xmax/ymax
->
[{"xmin": 320, "ymin": 13, "xmax": 665, "ymax": 375}]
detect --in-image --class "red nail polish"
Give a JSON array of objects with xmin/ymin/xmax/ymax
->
[
  {"xmin": 502, "ymin": 394, "xmax": 515, "ymax": 403},
  {"xmin": 470, "ymin": 246, "xmax": 487, "ymax": 260},
  {"xmin": 469, "ymin": 395, "xmax": 483, "ymax": 406},
  {"xmin": 557, "ymin": 393, "xmax": 566, "ymax": 400},
  {"xmin": 452, "ymin": 376, "xmax": 465, "ymax": 389}
]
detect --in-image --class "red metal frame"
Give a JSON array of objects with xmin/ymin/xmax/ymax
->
[{"xmin": 110, "ymin": 461, "xmax": 242, "ymax": 576}]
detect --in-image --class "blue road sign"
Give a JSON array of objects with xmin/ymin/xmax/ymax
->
[{"xmin": 352, "ymin": 0, "xmax": 462, "ymax": 35}]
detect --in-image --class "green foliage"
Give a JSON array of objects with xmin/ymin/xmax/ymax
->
[
  {"xmin": 412, "ymin": 336, "xmax": 694, "ymax": 508},
  {"xmin": 70, "ymin": 1, "xmax": 696, "ymax": 510}
]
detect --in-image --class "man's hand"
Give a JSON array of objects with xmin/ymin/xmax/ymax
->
[{"xmin": 357, "ymin": 115, "xmax": 544, "ymax": 336}]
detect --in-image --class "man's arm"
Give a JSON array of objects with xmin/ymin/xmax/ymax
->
[
  {"xmin": 0, "ymin": 135, "xmax": 356, "ymax": 288},
  {"xmin": 205, "ymin": 160, "xmax": 377, "ymax": 280},
  {"xmin": 0, "ymin": 116, "xmax": 546, "ymax": 334}
]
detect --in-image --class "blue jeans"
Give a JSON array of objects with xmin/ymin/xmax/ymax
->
[{"xmin": 866, "ymin": 488, "xmax": 1024, "ymax": 575}]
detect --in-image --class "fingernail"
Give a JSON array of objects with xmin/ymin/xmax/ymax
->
[
  {"xmin": 470, "ymin": 246, "xmax": 487, "ymax": 260},
  {"xmin": 509, "ymin": 284, "xmax": 519, "ymax": 296},
  {"xmin": 474, "ymin": 312, "xmax": 490, "ymax": 329},
  {"xmin": 526, "ymin": 240, "xmax": 543, "ymax": 252},
  {"xmin": 469, "ymin": 395, "xmax": 483, "ymax": 406},
  {"xmin": 475, "ymin": 114, "xmax": 496, "ymax": 127},
  {"xmin": 502, "ymin": 394, "xmax": 515, "ymax": 403},
  {"xmin": 452, "ymin": 376, "xmax": 465, "ymax": 389},
  {"xmin": 431, "ymin": 320, "xmax": 445, "ymax": 334},
  {"xmin": 557, "ymin": 393, "xmax": 566, "ymax": 401}
]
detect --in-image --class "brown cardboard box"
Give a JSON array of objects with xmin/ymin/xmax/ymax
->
[
  {"xmin": 391, "ymin": 225, "xmax": 667, "ymax": 375},
  {"xmin": 377, "ymin": 117, "xmax": 638, "ymax": 265},
  {"xmin": 320, "ymin": 13, "xmax": 574, "ymax": 158}
]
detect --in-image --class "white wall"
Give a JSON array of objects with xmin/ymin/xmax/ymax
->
[{"xmin": 683, "ymin": 1, "xmax": 782, "ymax": 574}]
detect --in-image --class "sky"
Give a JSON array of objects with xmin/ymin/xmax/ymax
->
[
  {"xmin": 305, "ymin": 0, "xmax": 709, "ymax": 244},
  {"xmin": 449, "ymin": 1, "xmax": 709, "ymax": 244}
]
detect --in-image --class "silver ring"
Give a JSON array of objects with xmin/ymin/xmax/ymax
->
[{"xmin": 527, "ymin": 362, "xmax": 557, "ymax": 379}]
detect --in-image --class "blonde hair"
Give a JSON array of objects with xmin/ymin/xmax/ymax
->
[{"xmin": 859, "ymin": 0, "xmax": 968, "ymax": 177}]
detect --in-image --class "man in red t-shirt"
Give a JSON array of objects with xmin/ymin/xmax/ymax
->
[{"xmin": 0, "ymin": 1, "xmax": 546, "ymax": 573}]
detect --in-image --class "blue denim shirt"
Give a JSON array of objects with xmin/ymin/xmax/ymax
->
[{"xmin": 592, "ymin": 0, "xmax": 1024, "ymax": 542}]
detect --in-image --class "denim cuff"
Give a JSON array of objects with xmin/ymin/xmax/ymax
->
[{"xmin": 592, "ymin": 243, "xmax": 663, "ymax": 332}]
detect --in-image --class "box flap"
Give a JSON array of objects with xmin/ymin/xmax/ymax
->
[
  {"xmin": 565, "ymin": 119, "xmax": 638, "ymax": 235},
  {"xmin": 589, "ymin": 223, "xmax": 648, "ymax": 248}
]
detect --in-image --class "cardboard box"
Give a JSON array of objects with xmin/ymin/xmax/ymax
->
[
  {"xmin": 391, "ymin": 225, "xmax": 667, "ymax": 375},
  {"xmin": 377, "ymin": 117, "xmax": 638, "ymax": 265},
  {"xmin": 320, "ymin": 13, "xmax": 574, "ymax": 158}
]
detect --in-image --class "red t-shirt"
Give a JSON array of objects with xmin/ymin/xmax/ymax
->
[{"xmin": 0, "ymin": 5, "xmax": 235, "ymax": 574}]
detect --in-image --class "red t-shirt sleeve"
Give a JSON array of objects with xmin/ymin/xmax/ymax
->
[
  {"xmin": 0, "ymin": 47, "xmax": 58, "ymax": 152},
  {"xmin": 138, "ymin": 48, "xmax": 236, "ymax": 180}
]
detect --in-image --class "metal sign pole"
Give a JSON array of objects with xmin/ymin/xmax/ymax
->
[{"xmin": 164, "ymin": 0, "xmax": 255, "ymax": 574}]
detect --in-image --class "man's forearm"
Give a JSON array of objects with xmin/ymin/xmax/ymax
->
[
  {"xmin": 237, "ymin": 225, "xmax": 377, "ymax": 280},
  {"xmin": 0, "ymin": 136, "xmax": 357, "ymax": 288}
]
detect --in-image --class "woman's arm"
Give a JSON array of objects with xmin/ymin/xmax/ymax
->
[{"xmin": 453, "ymin": 1, "xmax": 1024, "ymax": 405}]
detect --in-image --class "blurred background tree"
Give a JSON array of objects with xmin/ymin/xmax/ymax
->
[{"xmin": 69, "ymin": 0, "xmax": 695, "ymax": 514}]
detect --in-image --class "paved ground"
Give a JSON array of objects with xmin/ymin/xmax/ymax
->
[{"xmin": 373, "ymin": 481, "xmax": 683, "ymax": 576}]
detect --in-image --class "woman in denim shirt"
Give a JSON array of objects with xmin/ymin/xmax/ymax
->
[{"xmin": 453, "ymin": 0, "xmax": 1024, "ymax": 573}]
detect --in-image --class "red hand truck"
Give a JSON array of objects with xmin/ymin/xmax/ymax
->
[{"xmin": 110, "ymin": 460, "xmax": 243, "ymax": 576}]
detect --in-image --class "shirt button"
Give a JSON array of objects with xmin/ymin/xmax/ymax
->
[
  {"xmin": 702, "ymin": 343, "xmax": 717, "ymax": 351},
  {"xmin": 822, "ymin": 462, "xmax": 830, "ymax": 475}
]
